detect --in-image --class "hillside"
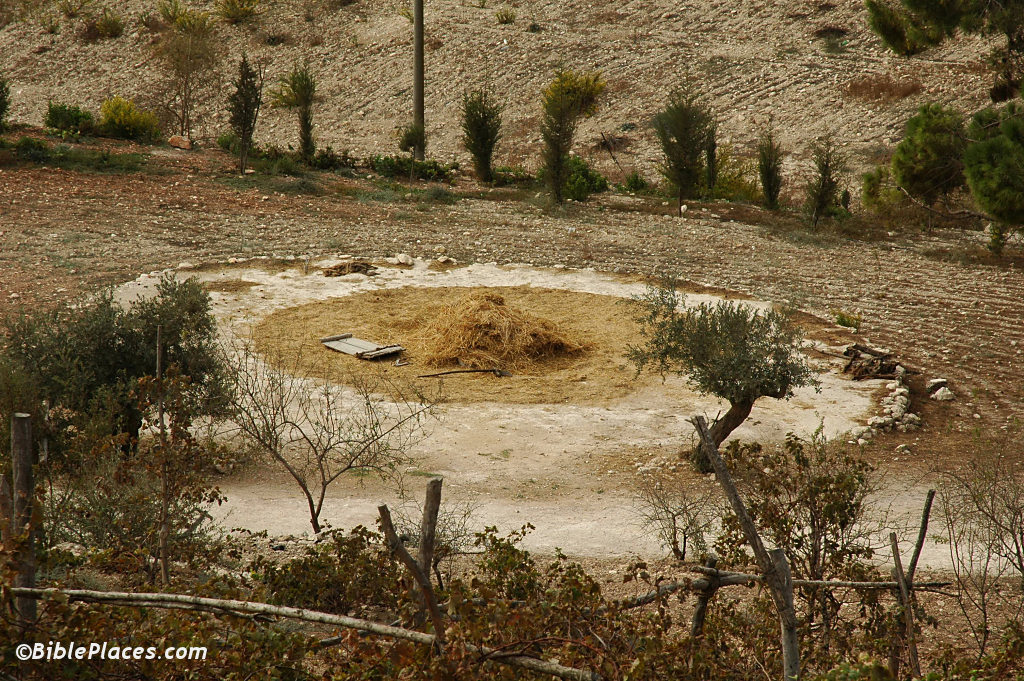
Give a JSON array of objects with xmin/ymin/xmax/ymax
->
[{"xmin": 0, "ymin": 0, "xmax": 998, "ymax": 175}]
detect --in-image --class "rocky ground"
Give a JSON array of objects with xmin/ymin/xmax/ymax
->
[{"xmin": 0, "ymin": 0, "xmax": 1000, "ymax": 177}]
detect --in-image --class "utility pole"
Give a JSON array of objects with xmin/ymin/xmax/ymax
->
[{"xmin": 413, "ymin": 0, "xmax": 425, "ymax": 161}]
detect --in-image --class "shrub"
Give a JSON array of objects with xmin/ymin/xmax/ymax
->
[
  {"xmin": 79, "ymin": 7, "xmax": 125, "ymax": 40},
  {"xmin": 891, "ymin": 103, "xmax": 966, "ymax": 207},
  {"xmin": 57, "ymin": 0, "xmax": 91, "ymax": 19},
  {"xmin": 14, "ymin": 136, "xmax": 51, "ymax": 163},
  {"xmin": 44, "ymin": 101, "xmax": 94, "ymax": 134},
  {"xmin": 562, "ymin": 156, "xmax": 608, "ymax": 201},
  {"xmin": 252, "ymin": 527, "xmax": 403, "ymax": 614},
  {"xmin": 99, "ymin": 96, "xmax": 162, "ymax": 142},
  {"xmin": 0, "ymin": 75, "xmax": 10, "ymax": 132},
  {"xmin": 492, "ymin": 164, "xmax": 533, "ymax": 186},
  {"xmin": 622, "ymin": 170, "xmax": 648, "ymax": 192},
  {"xmin": 461, "ymin": 89, "xmax": 503, "ymax": 183},
  {"xmin": 398, "ymin": 121, "xmax": 426, "ymax": 156},
  {"xmin": 215, "ymin": 0, "xmax": 258, "ymax": 24},
  {"xmin": 540, "ymin": 69, "xmax": 605, "ymax": 203},
  {"xmin": 805, "ymin": 135, "xmax": 847, "ymax": 227},
  {"xmin": 95, "ymin": 7, "xmax": 123, "ymax": 36},
  {"xmin": 270, "ymin": 62, "xmax": 317, "ymax": 162},
  {"xmin": 368, "ymin": 154, "xmax": 455, "ymax": 182},
  {"xmin": 310, "ymin": 145, "xmax": 355, "ymax": 171},
  {"xmin": 216, "ymin": 130, "xmax": 238, "ymax": 152},
  {"xmin": 758, "ymin": 127, "xmax": 784, "ymax": 209},
  {"xmin": 652, "ymin": 87, "xmax": 715, "ymax": 215},
  {"xmin": 228, "ymin": 53, "xmax": 264, "ymax": 174},
  {"xmin": 495, "ymin": 6, "xmax": 514, "ymax": 24},
  {"xmin": 709, "ymin": 144, "xmax": 759, "ymax": 202}
]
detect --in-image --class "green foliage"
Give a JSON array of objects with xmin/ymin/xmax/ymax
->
[
  {"xmin": 13, "ymin": 136, "xmax": 51, "ymax": 163},
  {"xmin": 628, "ymin": 280, "xmax": 817, "ymax": 408},
  {"xmin": 368, "ymin": 154, "xmax": 456, "ymax": 182},
  {"xmin": 0, "ymin": 74, "xmax": 11, "ymax": 131},
  {"xmin": 271, "ymin": 62, "xmax": 316, "ymax": 162},
  {"xmin": 622, "ymin": 169, "xmax": 649, "ymax": 192},
  {"xmin": 94, "ymin": 6, "xmax": 124, "ymax": 37},
  {"xmin": 832, "ymin": 308, "xmax": 862, "ymax": 330},
  {"xmin": 398, "ymin": 121, "xmax": 426, "ymax": 155},
  {"xmin": 252, "ymin": 526, "xmax": 403, "ymax": 614},
  {"xmin": 99, "ymin": 96, "xmax": 162, "ymax": 142},
  {"xmin": 864, "ymin": 0, "xmax": 1023, "ymax": 101},
  {"xmin": 652, "ymin": 87, "xmax": 715, "ymax": 213},
  {"xmin": 310, "ymin": 145, "xmax": 355, "ymax": 171},
  {"xmin": 964, "ymin": 101, "xmax": 1024, "ymax": 238},
  {"xmin": 495, "ymin": 5, "xmax": 514, "ymax": 24},
  {"xmin": 2, "ymin": 136, "xmax": 146, "ymax": 172},
  {"xmin": 57, "ymin": 0, "xmax": 91, "ymax": 19},
  {"xmin": 538, "ymin": 155, "xmax": 608, "ymax": 200},
  {"xmin": 628, "ymin": 278, "xmax": 817, "ymax": 469},
  {"xmin": 805, "ymin": 135, "xmax": 848, "ymax": 227},
  {"xmin": 716, "ymin": 432, "xmax": 881, "ymax": 657},
  {"xmin": 758, "ymin": 126, "xmax": 784, "ymax": 209},
  {"xmin": 562, "ymin": 155, "xmax": 608, "ymax": 200},
  {"xmin": 44, "ymin": 101, "xmax": 94, "ymax": 134},
  {"xmin": 891, "ymin": 103, "xmax": 966, "ymax": 206},
  {"xmin": 0, "ymin": 275, "xmax": 226, "ymax": 463},
  {"xmin": 215, "ymin": 0, "xmax": 258, "ymax": 24},
  {"xmin": 461, "ymin": 89, "xmax": 503, "ymax": 183},
  {"xmin": 539, "ymin": 69, "xmax": 605, "ymax": 203},
  {"xmin": 708, "ymin": 144, "xmax": 760, "ymax": 202},
  {"xmin": 228, "ymin": 53, "xmax": 263, "ymax": 174}
]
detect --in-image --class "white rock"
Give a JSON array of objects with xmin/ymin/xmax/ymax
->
[
  {"xmin": 931, "ymin": 386, "xmax": 955, "ymax": 401},
  {"xmin": 394, "ymin": 253, "xmax": 414, "ymax": 266},
  {"xmin": 926, "ymin": 378, "xmax": 948, "ymax": 393}
]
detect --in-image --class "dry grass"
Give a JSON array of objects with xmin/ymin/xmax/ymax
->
[
  {"xmin": 253, "ymin": 285, "xmax": 653, "ymax": 405},
  {"xmin": 419, "ymin": 290, "xmax": 587, "ymax": 371},
  {"xmin": 845, "ymin": 74, "xmax": 923, "ymax": 102}
]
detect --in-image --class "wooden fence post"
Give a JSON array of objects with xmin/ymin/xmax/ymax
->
[
  {"xmin": 691, "ymin": 415, "xmax": 800, "ymax": 681},
  {"xmin": 690, "ymin": 556, "xmax": 719, "ymax": 638},
  {"xmin": 890, "ymin": 532, "xmax": 921, "ymax": 679},
  {"xmin": 12, "ymin": 412, "xmax": 36, "ymax": 625},
  {"xmin": 379, "ymin": 478, "xmax": 446, "ymax": 649}
]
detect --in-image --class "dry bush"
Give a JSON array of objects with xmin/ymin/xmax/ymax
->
[
  {"xmin": 845, "ymin": 74, "xmax": 923, "ymax": 101},
  {"xmin": 419, "ymin": 291, "xmax": 587, "ymax": 370}
]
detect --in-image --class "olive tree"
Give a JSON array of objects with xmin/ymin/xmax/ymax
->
[{"xmin": 627, "ymin": 279, "xmax": 819, "ymax": 471}]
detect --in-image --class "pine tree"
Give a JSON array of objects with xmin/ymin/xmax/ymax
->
[
  {"xmin": 865, "ymin": 0, "xmax": 1024, "ymax": 101},
  {"xmin": 891, "ymin": 103, "xmax": 966, "ymax": 207},
  {"xmin": 652, "ymin": 88, "xmax": 715, "ymax": 216},
  {"xmin": 964, "ymin": 102, "xmax": 1024, "ymax": 250},
  {"xmin": 228, "ymin": 54, "xmax": 264, "ymax": 175}
]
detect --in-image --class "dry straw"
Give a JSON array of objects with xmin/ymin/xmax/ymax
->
[{"xmin": 419, "ymin": 291, "xmax": 587, "ymax": 370}]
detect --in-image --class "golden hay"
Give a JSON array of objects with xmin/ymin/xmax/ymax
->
[{"xmin": 419, "ymin": 291, "xmax": 588, "ymax": 370}]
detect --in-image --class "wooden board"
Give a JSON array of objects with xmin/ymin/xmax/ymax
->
[{"xmin": 320, "ymin": 333, "xmax": 404, "ymax": 360}]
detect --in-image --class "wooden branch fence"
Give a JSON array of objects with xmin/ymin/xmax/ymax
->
[{"xmin": 3, "ymin": 414, "xmax": 944, "ymax": 681}]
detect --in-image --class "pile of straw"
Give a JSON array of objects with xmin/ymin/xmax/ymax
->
[{"xmin": 419, "ymin": 291, "xmax": 587, "ymax": 370}]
